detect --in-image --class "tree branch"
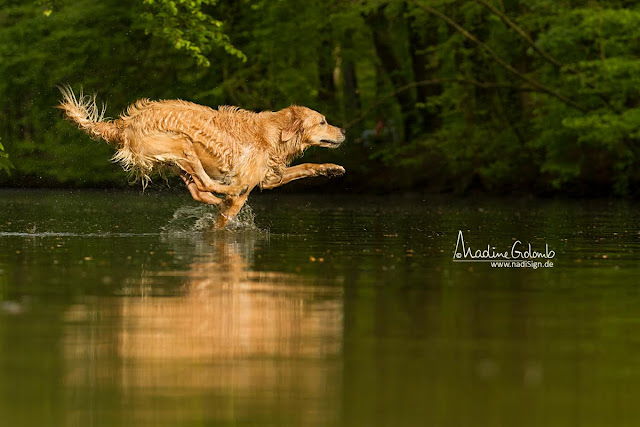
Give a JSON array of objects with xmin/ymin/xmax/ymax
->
[
  {"xmin": 473, "ymin": 0, "xmax": 617, "ymax": 112},
  {"xmin": 474, "ymin": 0, "xmax": 565, "ymax": 69},
  {"xmin": 345, "ymin": 78, "xmax": 535, "ymax": 129},
  {"xmin": 410, "ymin": 1, "xmax": 588, "ymax": 113}
]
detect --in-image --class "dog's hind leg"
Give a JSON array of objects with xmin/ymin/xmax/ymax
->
[
  {"xmin": 179, "ymin": 171, "xmax": 224, "ymax": 205},
  {"xmin": 175, "ymin": 149, "xmax": 248, "ymax": 197}
]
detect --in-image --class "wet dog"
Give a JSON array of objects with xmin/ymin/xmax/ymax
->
[{"xmin": 58, "ymin": 87, "xmax": 345, "ymax": 228}]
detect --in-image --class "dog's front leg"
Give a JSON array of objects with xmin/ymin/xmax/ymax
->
[{"xmin": 261, "ymin": 163, "xmax": 345, "ymax": 190}]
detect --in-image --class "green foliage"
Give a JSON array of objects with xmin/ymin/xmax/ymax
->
[
  {"xmin": 386, "ymin": 0, "xmax": 640, "ymax": 195},
  {"xmin": 0, "ymin": 0, "xmax": 639, "ymax": 195},
  {"xmin": 529, "ymin": 5, "xmax": 640, "ymax": 194},
  {"xmin": 0, "ymin": 139, "xmax": 14, "ymax": 175},
  {"xmin": 141, "ymin": 0, "xmax": 246, "ymax": 66}
]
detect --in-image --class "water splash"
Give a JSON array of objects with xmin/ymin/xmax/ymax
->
[
  {"xmin": 162, "ymin": 204, "xmax": 259, "ymax": 233},
  {"xmin": 225, "ymin": 204, "xmax": 259, "ymax": 231}
]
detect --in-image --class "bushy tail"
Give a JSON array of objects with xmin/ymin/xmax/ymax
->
[{"xmin": 57, "ymin": 85, "xmax": 121, "ymax": 144}]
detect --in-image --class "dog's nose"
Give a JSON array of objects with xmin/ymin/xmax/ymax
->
[{"xmin": 340, "ymin": 128, "xmax": 346, "ymax": 136}]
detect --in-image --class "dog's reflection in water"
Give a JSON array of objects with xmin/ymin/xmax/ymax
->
[{"xmin": 63, "ymin": 233, "xmax": 343, "ymax": 423}]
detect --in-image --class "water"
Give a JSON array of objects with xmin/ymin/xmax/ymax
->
[{"xmin": 1, "ymin": 189, "xmax": 639, "ymax": 426}]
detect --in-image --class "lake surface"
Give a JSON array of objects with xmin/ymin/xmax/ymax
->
[{"xmin": 1, "ymin": 189, "xmax": 639, "ymax": 426}]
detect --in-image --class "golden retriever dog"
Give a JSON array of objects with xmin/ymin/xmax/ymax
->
[{"xmin": 58, "ymin": 87, "xmax": 345, "ymax": 228}]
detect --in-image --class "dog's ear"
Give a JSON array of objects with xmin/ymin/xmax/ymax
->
[{"xmin": 281, "ymin": 107, "xmax": 304, "ymax": 142}]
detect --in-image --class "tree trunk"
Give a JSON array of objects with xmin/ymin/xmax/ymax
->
[
  {"xmin": 318, "ymin": 38, "xmax": 336, "ymax": 107},
  {"xmin": 408, "ymin": 12, "xmax": 441, "ymax": 132},
  {"xmin": 341, "ymin": 29, "xmax": 361, "ymax": 124},
  {"xmin": 365, "ymin": 4, "xmax": 419, "ymax": 140}
]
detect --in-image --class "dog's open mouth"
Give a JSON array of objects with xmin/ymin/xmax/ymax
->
[{"xmin": 320, "ymin": 139, "xmax": 342, "ymax": 146}]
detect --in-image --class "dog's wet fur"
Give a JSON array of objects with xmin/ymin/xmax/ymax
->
[{"xmin": 58, "ymin": 86, "xmax": 345, "ymax": 228}]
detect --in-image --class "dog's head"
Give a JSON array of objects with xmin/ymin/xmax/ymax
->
[{"xmin": 279, "ymin": 106, "xmax": 345, "ymax": 149}]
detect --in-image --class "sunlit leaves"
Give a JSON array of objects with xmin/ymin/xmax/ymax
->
[
  {"xmin": 0, "ymin": 140, "xmax": 14, "ymax": 175},
  {"xmin": 141, "ymin": 0, "xmax": 246, "ymax": 66}
]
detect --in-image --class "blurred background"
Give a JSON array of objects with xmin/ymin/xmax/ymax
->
[{"xmin": 1, "ymin": 0, "xmax": 639, "ymax": 195}]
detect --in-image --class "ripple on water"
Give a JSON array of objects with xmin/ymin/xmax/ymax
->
[{"xmin": 0, "ymin": 231, "xmax": 158, "ymax": 238}]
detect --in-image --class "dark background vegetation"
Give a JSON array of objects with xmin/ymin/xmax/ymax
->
[{"xmin": 1, "ymin": 0, "xmax": 639, "ymax": 196}]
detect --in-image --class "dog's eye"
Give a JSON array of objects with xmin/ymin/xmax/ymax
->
[{"xmin": 319, "ymin": 120, "xmax": 326, "ymax": 125}]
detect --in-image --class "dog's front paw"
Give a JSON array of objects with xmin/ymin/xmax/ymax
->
[{"xmin": 320, "ymin": 164, "xmax": 345, "ymax": 177}]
